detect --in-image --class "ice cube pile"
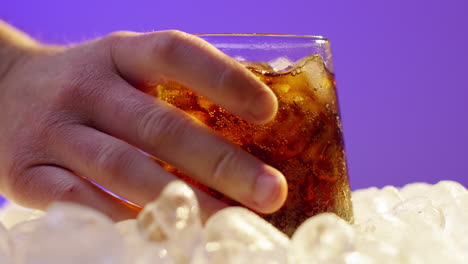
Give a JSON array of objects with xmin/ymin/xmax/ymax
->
[{"xmin": 0, "ymin": 180, "xmax": 467, "ymax": 264}]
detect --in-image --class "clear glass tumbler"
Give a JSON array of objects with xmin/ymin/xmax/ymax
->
[{"xmin": 147, "ymin": 34, "xmax": 353, "ymax": 236}]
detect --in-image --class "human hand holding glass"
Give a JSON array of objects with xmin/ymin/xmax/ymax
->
[{"xmin": 0, "ymin": 21, "xmax": 288, "ymax": 221}]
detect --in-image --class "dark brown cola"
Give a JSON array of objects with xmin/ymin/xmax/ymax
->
[{"xmin": 146, "ymin": 55, "xmax": 354, "ymax": 236}]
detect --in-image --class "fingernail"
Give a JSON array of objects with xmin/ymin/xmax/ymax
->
[
  {"xmin": 253, "ymin": 170, "xmax": 281, "ymax": 208},
  {"xmin": 248, "ymin": 89, "xmax": 277, "ymax": 123}
]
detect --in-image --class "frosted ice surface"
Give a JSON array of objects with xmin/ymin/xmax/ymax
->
[
  {"xmin": 373, "ymin": 186, "xmax": 402, "ymax": 213},
  {"xmin": 0, "ymin": 222, "xmax": 11, "ymax": 254},
  {"xmin": 138, "ymin": 180, "xmax": 201, "ymax": 242},
  {"xmin": 192, "ymin": 240, "xmax": 285, "ymax": 264},
  {"xmin": 352, "ymin": 182, "xmax": 468, "ymax": 264},
  {"xmin": 300, "ymin": 55, "xmax": 335, "ymax": 102},
  {"xmin": 398, "ymin": 182, "xmax": 433, "ymax": 199},
  {"xmin": 19, "ymin": 202, "xmax": 125, "ymax": 264},
  {"xmin": 116, "ymin": 219, "xmax": 174, "ymax": 264},
  {"xmin": 0, "ymin": 251, "xmax": 13, "ymax": 263},
  {"xmin": 268, "ymin": 57, "xmax": 293, "ymax": 71},
  {"xmin": 350, "ymin": 234, "xmax": 401, "ymax": 264},
  {"xmin": 0, "ymin": 180, "xmax": 467, "ymax": 264},
  {"xmin": 353, "ymin": 186, "xmax": 402, "ymax": 224},
  {"xmin": 352, "ymin": 187, "xmax": 380, "ymax": 222},
  {"xmin": 138, "ymin": 180, "xmax": 202, "ymax": 264},
  {"xmin": 204, "ymin": 207, "xmax": 289, "ymax": 248},
  {"xmin": 400, "ymin": 181, "xmax": 468, "ymax": 253},
  {"xmin": 0, "ymin": 222, "xmax": 13, "ymax": 263},
  {"xmin": 198, "ymin": 207, "xmax": 289, "ymax": 264},
  {"xmin": 8, "ymin": 219, "xmax": 41, "ymax": 263},
  {"xmin": 115, "ymin": 219, "xmax": 139, "ymax": 237},
  {"xmin": 123, "ymin": 233, "xmax": 173, "ymax": 264},
  {"xmin": 0, "ymin": 202, "xmax": 44, "ymax": 229},
  {"xmin": 290, "ymin": 213, "xmax": 354, "ymax": 264},
  {"xmin": 389, "ymin": 197, "xmax": 445, "ymax": 229},
  {"xmin": 456, "ymin": 193, "xmax": 468, "ymax": 251},
  {"xmin": 128, "ymin": 242, "xmax": 173, "ymax": 264}
]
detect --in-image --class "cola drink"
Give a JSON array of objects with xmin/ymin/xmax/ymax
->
[{"xmin": 146, "ymin": 54, "xmax": 353, "ymax": 236}]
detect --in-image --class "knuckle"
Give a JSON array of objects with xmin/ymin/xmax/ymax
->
[
  {"xmin": 106, "ymin": 30, "xmax": 136, "ymax": 64},
  {"xmin": 52, "ymin": 63, "xmax": 107, "ymax": 111},
  {"xmin": 94, "ymin": 143, "xmax": 136, "ymax": 184},
  {"xmin": 210, "ymin": 148, "xmax": 241, "ymax": 189},
  {"xmin": 106, "ymin": 30, "xmax": 136, "ymax": 41},
  {"xmin": 153, "ymin": 30, "xmax": 193, "ymax": 63},
  {"xmin": 52, "ymin": 70, "xmax": 85, "ymax": 104},
  {"xmin": 50, "ymin": 40, "xmax": 118, "ymax": 112},
  {"xmin": 3, "ymin": 145, "xmax": 43, "ymax": 198},
  {"xmin": 137, "ymin": 105, "xmax": 188, "ymax": 148},
  {"xmin": 5, "ymin": 166, "xmax": 81, "ymax": 207},
  {"xmin": 214, "ymin": 64, "xmax": 235, "ymax": 91},
  {"xmin": 104, "ymin": 30, "xmax": 142, "ymax": 60},
  {"xmin": 5, "ymin": 167, "xmax": 44, "ymax": 206},
  {"xmin": 34, "ymin": 114, "xmax": 79, "ymax": 152},
  {"xmin": 4, "ymin": 168, "xmax": 30, "ymax": 202}
]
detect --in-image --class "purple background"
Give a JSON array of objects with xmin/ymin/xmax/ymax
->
[{"xmin": 1, "ymin": 0, "xmax": 467, "ymax": 206}]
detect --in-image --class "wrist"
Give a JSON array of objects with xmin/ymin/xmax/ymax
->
[{"xmin": 0, "ymin": 21, "xmax": 39, "ymax": 82}]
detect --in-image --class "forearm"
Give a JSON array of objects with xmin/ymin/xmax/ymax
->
[{"xmin": 0, "ymin": 20, "xmax": 38, "ymax": 81}]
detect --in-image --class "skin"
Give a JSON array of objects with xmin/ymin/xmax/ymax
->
[{"xmin": 0, "ymin": 21, "xmax": 288, "ymax": 222}]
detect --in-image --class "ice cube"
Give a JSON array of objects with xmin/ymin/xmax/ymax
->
[
  {"xmin": 300, "ymin": 55, "xmax": 336, "ymax": 103},
  {"xmin": 344, "ymin": 252, "xmax": 374, "ymax": 264},
  {"xmin": 268, "ymin": 57, "xmax": 293, "ymax": 71},
  {"xmin": 394, "ymin": 221, "xmax": 464, "ymax": 264},
  {"xmin": 398, "ymin": 181, "xmax": 467, "ymax": 248},
  {"xmin": 354, "ymin": 183, "xmax": 467, "ymax": 264},
  {"xmin": 127, "ymin": 242, "xmax": 173, "ymax": 264},
  {"xmin": 0, "ymin": 253, "xmax": 13, "ymax": 263},
  {"xmin": 425, "ymin": 182, "xmax": 468, "ymax": 254},
  {"xmin": 0, "ymin": 251, "xmax": 13, "ymax": 263},
  {"xmin": 389, "ymin": 197, "xmax": 445, "ymax": 229},
  {"xmin": 400, "ymin": 181, "xmax": 466, "ymax": 207},
  {"xmin": 434, "ymin": 181, "xmax": 467, "ymax": 198},
  {"xmin": 0, "ymin": 222, "xmax": 13, "ymax": 263},
  {"xmin": 352, "ymin": 186, "xmax": 403, "ymax": 224},
  {"xmin": 115, "ymin": 219, "xmax": 139, "ymax": 237},
  {"xmin": 454, "ymin": 193, "xmax": 468, "ymax": 252},
  {"xmin": 351, "ymin": 234, "xmax": 401, "ymax": 264},
  {"xmin": 399, "ymin": 182, "xmax": 432, "ymax": 199},
  {"xmin": 18, "ymin": 202, "xmax": 125, "ymax": 264},
  {"xmin": 422, "ymin": 181, "xmax": 467, "ymax": 211},
  {"xmin": 138, "ymin": 180, "xmax": 201, "ymax": 242},
  {"xmin": 352, "ymin": 187, "xmax": 380, "ymax": 224},
  {"xmin": 373, "ymin": 186, "xmax": 403, "ymax": 213},
  {"xmin": 115, "ymin": 219, "xmax": 174, "ymax": 264},
  {"xmin": 200, "ymin": 207, "xmax": 289, "ymax": 264},
  {"xmin": 191, "ymin": 240, "xmax": 283, "ymax": 264},
  {"xmin": 124, "ymin": 233, "xmax": 173, "ymax": 264},
  {"xmin": 290, "ymin": 213, "xmax": 355, "ymax": 264},
  {"xmin": 0, "ymin": 202, "xmax": 45, "ymax": 229},
  {"xmin": 8, "ymin": 219, "xmax": 41, "ymax": 262},
  {"xmin": 138, "ymin": 180, "xmax": 202, "ymax": 264}
]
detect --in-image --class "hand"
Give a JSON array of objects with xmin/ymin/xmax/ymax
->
[{"xmin": 0, "ymin": 27, "xmax": 287, "ymax": 221}]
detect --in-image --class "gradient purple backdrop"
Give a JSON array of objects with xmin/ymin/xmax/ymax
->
[{"xmin": 1, "ymin": 0, "xmax": 467, "ymax": 206}]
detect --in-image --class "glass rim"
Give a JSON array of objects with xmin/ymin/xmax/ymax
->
[{"xmin": 194, "ymin": 33, "xmax": 329, "ymax": 42}]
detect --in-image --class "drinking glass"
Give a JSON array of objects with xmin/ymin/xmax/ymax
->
[{"xmin": 149, "ymin": 34, "xmax": 353, "ymax": 236}]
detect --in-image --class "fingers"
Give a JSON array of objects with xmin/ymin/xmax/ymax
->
[
  {"xmin": 51, "ymin": 125, "xmax": 172, "ymax": 205},
  {"xmin": 88, "ymin": 81, "xmax": 287, "ymax": 214},
  {"xmin": 108, "ymin": 30, "xmax": 278, "ymax": 124},
  {"xmin": 7, "ymin": 165, "xmax": 138, "ymax": 221},
  {"xmin": 50, "ymin": 125, "xmax": 228, "ymax": 219}
]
